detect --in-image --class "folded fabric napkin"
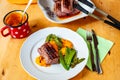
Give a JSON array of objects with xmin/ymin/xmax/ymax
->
[{"xmin": 76, "ymin": 28, "xmax": 114, "ymax": 70}]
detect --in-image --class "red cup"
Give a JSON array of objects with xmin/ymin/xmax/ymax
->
[{"xmin": 0, "ymin": 10, "xmax": 30, "ymax": 39}]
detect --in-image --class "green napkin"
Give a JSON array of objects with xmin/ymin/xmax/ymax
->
[{"xmin": 76, "ymin": 28, "xmax": 114, "ymax": 70}]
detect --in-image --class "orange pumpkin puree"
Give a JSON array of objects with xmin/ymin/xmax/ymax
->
[{"xmin": 35, "ymin": 56, "xmax": 50, "ymax": 67}]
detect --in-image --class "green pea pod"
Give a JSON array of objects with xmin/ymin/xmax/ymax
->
[
  {"xmin": 72, "ymin": 52, "xmax": 77, "ymax": 62},
  {"xmin": 54, "ymin": 37, "xmax": 62, "ymax": 49},
  {"xmin": 59, "ymin": 51, "xmax": 69, "ymax": 70},
  {"xmin": 71, "ymin": 58, "xmax": 85, "ymax": 68},
  {"xmin": 64, "ymin": 48, "xmax": 76, "ymax": 69},
  {"xmin": 64, "ymin": 47, "xmax": 70, "ymax": 64},
  {"xmin": 45, "ymin": 34, "xmax": 52, "ymax": 42},
  {"xmin": 66, "ymin": 49, "xmax": 76, "ymax": 68},
  {"xmin": 78, "ymin": 58, "xmax": 85, "ymax": 63}
]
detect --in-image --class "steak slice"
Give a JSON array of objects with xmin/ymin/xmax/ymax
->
[
  {"xmin": 61, "ymin": 0, "xmax": 74, "ymax": 13},
  {"xmin": 69, "ymin": 8, "xmax": 80, "ymax": 15},
  {"xmin": 38, "ymin": 42, "xmax": 59, "ymax": 64},
  {"xmin": 54, "ymin": 1, "xmax": 68, "ymax": 17},
  {"xmin": 53, "ymin": 0, "xmax": 80, "ymax": 17}
]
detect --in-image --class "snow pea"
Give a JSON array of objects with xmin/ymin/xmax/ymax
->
[
  {"xmin": 64, "ymin": 48, "xmax": 76, "ymax": 69},
  {"xmin": 59, "ymin": 51, "xmax": 69, "ymax": 70},
  {"xmin": 45, "ymin": 34, "xmax": 52, "ymax": 42},
  {"xmin": 71, "ymin": 58, "xmax": 85, "ymax": 68}
]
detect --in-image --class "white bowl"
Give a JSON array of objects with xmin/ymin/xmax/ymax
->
[{"xmin": 37, "ymin": 0, "xmax": 95, "ymax": 23}]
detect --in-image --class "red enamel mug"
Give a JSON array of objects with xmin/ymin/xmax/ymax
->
[{"xmin": 0, "ymin": 10, "xmax": 30, "ymax": 39}]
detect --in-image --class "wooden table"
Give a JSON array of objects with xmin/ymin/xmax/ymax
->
[{"xmin": 0, "ymin": 0, "xmax": 120, "ymax": 80}]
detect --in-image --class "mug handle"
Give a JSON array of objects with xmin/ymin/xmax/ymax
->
[{"xmin": 0, "ymin": 26, "xmax": 11, "ymax": 37}]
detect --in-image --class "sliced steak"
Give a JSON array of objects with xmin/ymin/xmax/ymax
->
[
  {"xmin": 54, "ymin": 1, "xmax": 68, "ymax": 17},
  {"xmin": 61, "ymin": 0, "xmax": 74, "ymax": 13},
  {"xmin": 38, "ymin": 42, "xmax": 59, "ymax": 64},
  {"xmin": 69, "ymin": 8, "xmax": 80, "ymax": 15},
  {"xmin": 53, "ymin": 0, "xmax": 80, "ymax": 17}
]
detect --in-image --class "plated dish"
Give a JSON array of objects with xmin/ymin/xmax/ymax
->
[
  {"xmin": 20, "ymin": 27, "xmax": 89, "ymax": 80},
  {"xmin": 36, "ymin": 34, "xmax": 85, "ymax": 70},
  {"xmin": 37, "ymin": 0, "xmax": 95, "ymax": 23}
]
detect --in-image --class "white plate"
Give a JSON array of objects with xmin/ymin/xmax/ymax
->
[
  {"xmin": 37, "ymin": 0, "xmax": 95, "ymax": 23},
  {"xmin": 20, "ymin": 27, "xmax": 89, "ymax": 80}
]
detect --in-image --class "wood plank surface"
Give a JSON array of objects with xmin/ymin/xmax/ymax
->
[{"xmin": 0, "ymin": 0, "xmax": 120, "ymax": 80}]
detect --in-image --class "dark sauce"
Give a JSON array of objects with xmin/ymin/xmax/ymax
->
[{"xmin": 58, "ymin": 11, "xmax": 81, "ymax": 20}]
